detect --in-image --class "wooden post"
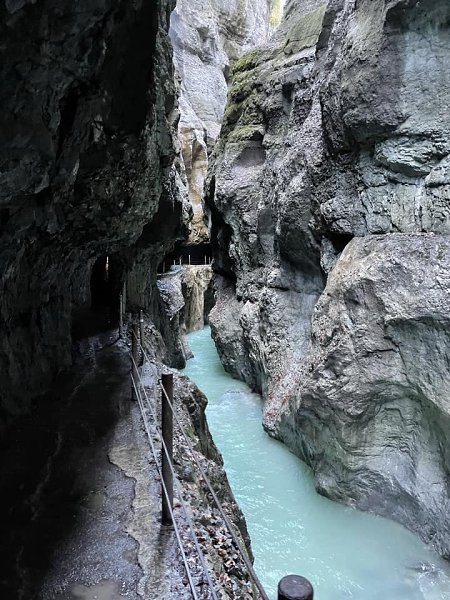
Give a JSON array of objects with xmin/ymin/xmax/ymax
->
[
  {"xmin": 173, "ymin": 259, "xmax": 176, "ymax": 266},
  {"xmin": 131, "ymin": 321, "xmax": 139, "ymax": 401},
  {"xmin": 179, "ymin": 257, "xmax": 182, "ymax": 266},
  {"xmin": 122, "ymin": 280, "xmax": 127, "ymax": 335},
  {"xmin": 204, "ymin": 255, "xmax": 207, "ymax": 265},
  {"xmin": 161, "ymin": 373, "xmax": 174, "ymax": 525},
  {"xmin": 278, "ymin": 576, "xmax": 313, "ymax": 600},
  {"xmin": 119, "ymin": 294, "xmax": 123, "ymax": 338},
  {"xmin": 139, "ymin": 310, "xmax": 145, "ymax": 366}
]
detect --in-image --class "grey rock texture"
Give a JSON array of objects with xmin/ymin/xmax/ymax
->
[
  {"xmin": 157, "ymin": 265, "xmax": 213, "ymax": 355},
  {"xmin": 182, "ymin": 266, "xmax": 214, "ymax": 332},
  {"xmin": 169, "ymin": 0, "xmax": 272, "ymax": 243},
  {"xmin": 278, "ymin": 234, "xmax": 450, "ymax": 558},
  {"xmin": 155, "ymin": 268, "xmax": 191, "ymax": 367},
  {"xmin": 0, "ymin": 0, "xmax": 189, "ymax": 425},
  {"xmin": 207, "ymin": 0, "xmax": 328, "ymax": 401},
  {"xmin": 0, "ymin": 324, "xmax": 253, "ymax": 598},
  {"xmin": 207, "ymin": 0, "xmax": 450, "ymax": 556}
]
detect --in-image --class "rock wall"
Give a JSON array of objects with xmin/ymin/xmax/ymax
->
[
  {"xmin": 0, "ymin": 0, "xmax": 189, "ymax": 427},
  {"xmin": 169, "ymin": 0, "xmax": 272, "ymax": 243},
  {"xmin": 157, "ymin": 265, "xmax": 214, "ymax": 355},
  {"xmin": 207, "ymin": 0, "xmax": 450, "ymax": 557},
  {"xmin": 182, "ymin": 266, "xmax": 214, "ymax": 332}
]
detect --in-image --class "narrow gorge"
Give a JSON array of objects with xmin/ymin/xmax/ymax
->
[{"xmin": 1, "ymin": 0, "xmax": 449, "ymax": 598}]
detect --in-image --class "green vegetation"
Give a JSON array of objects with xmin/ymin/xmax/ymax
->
[
  {"xmin": 228, "ymin": 124, "xmax": 265, "ymax": 144},
  {"xmin": 270, "ymin": 0, "xmax": 284, "ymax": 27},
  {"xmin": 232, "ymin": 48, "xmax": 265, "ymax": 75}
]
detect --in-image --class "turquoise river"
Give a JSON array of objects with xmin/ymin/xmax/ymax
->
[{"xmin": 182, "ymin": 326, "xmax": 450, "ymax": 600}]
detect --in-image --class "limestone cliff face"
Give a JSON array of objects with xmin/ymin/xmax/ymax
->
[
  {"xmin": 182, "ymin": 266, "xmax": 214, "ymax": 333},
  {"xmin": 157, "ymin": 266, "xmax": 213, "ymax": 344},
  {"xmin": 0, "ymin": 0, "xmax": 189, "ymax": 425},
  {"xmin": 170, "ymin": 0, "xmax": 272, "ymax": 243},
  {"xmin": 207, "ymin": 0, "xmax": 450, "ymax": 556}
]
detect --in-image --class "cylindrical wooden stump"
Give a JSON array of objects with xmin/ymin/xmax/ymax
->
[{"xmin": 278, "ymin": 575, "xmax": 313, "ymax": 600}]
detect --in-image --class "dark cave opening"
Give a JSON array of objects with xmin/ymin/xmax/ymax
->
[
  {"xmin": 90, "ymin": 255, "xmax": 122, "ymax": 322},
  {"xmin": 91, "ymin": 256, "xmax": 115, "ymax": 310},
  {"xmin": 327, "ymin": 232, "xmax": 353, "ymax": 254},
  {"xmin": 72, "ymin": 256, "xmax": 123, "ymax": 341}
]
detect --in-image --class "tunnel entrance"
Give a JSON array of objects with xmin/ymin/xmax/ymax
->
[
  {"xmin": 72, "ymin": 255, "xmax": 123, "ymax": 341},
  {"xmin": 91, "ymin": 256, "xmax": 115, "ymax": 310},
  {"xmin": 90, "ymin": 255, "xmax": 122, "ymax": 317}
]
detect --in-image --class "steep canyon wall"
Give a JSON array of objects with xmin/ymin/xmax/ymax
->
[
  {"xmin": 207, "ymin": 0, "xmax": 450, "ymax": 557},
  {"xmin": 170, "ymin": 0, "xmax": 273, "ymax": 242},
  {"xmin": 0, "ymin": 0, "xmax": 189, "ymax": 425}
]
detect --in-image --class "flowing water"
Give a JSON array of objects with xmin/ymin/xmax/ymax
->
[{"xmin": 182, "ymin": 326, "xmax": 450, "ymax": 600}]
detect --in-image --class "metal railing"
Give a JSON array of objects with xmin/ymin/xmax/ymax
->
[
  {"xmin": 158, "ymin": 257, "xmax": 213, "ymax": 273},
  {"xmin": 129, "ymin": 317, "xmax": 314, "ymax": 600}
]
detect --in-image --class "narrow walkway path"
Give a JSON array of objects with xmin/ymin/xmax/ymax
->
[{"xmin": 0, "ymin": 328, "xmax": 184, "ymax": 599}]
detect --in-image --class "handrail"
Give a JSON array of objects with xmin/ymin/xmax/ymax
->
[
  {"xmin": 158, "ymin": 257, "xmax": 213, "ymax": 273},
  {"xmin": 130, "ymin": 352, "xmax": 219, "ymax": 600},
  {"xmin": 132, "ymin": 330, "xmax": 270, "ymax": 600},
  {"xmin": 158, "ymin": 375, "xmax": 270, "ymax": 600},
  {"xmin": 130, "ymin": 374, "xmax": 200, "ymax": 599},
  {"xmin": 130, "ymin": 322, "xmax": 314, "ymax": 600}
]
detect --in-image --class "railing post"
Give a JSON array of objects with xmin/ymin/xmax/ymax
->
[
  {"xmin": 161, "ymin": 373, "xmax": 174, "ymax": 525},
  {"xmin": 278, "ymin": 576, "xmax": 313, "ymax": 600},
  {"xmin": 189, "ymin": 254, "xmax": 191, "ymax": 265},
  {"xmin": 131, "ymin": 321, "xmax": 139, "ymax": 401},
  {"xmin": 139, "ymin": 310, "xmax": 145, "ymax": 366},
  {"xmin": 119, "ymin": 293, "xmax": 123, "ymax": 338},
  {"xmin": 179, "ymin": 257, "xmax": 182, "ymax": 266}
]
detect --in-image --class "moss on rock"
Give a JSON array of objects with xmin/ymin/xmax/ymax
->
[{"xmin": 270, "ymin": 0, "xmax": 284, "ymax": 27}]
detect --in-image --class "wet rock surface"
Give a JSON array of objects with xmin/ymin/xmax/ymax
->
[
  {"xmin": 157, "ymin": 265, "xmax": 214, "ymax": 342},
  {"xmin": 0, "ymin": 318, "xmax": 253, "ymax": 598},
  {"xmin": 207, "ymin": 0, "xmax": 450, "ymax": 556},
  {"xmin": 0, "ymin": 0, "xmax": 189, "ymax": 426},
  {"xmin": 182, "ymin": 266, "xmax": 214, "ymax": 333},
  {"xmin": 277, "ymin": 234, "xmax": 450, "ymax": 558},
  {"xmin": 170, "ymin": 0, "xmax": 272, "ymax": 243},
  {"xmin": 0, "ymin": 329, "xmax": 147, "ymax": 599}
]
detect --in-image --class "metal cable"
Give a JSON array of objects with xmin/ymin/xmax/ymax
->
[
  {"xmin": 159, "ymin": 376, "xmax": 269, "ymax": 600},
  {"xmin": 131, "ymin": 375, "xmax": 200, "ymax": 600},
  {"xmin": 134, "ymin": 333, "xmax": 270, "ymax": 600},
  {"xmin": 138, "ymin": 376, "xmax": 220, "ymax": 600},
  {"xmin": 131, "ymin": 355, "xmax": 219, "ymax": 600}
]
